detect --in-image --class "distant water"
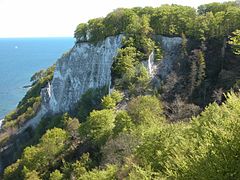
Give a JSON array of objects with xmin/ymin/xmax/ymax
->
[{"xmin": 0, "ymin": 37, "xmax": 74, "ymax": 119}]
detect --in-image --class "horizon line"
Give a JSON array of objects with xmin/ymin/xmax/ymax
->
[{"xmin": 0, "ymin": 36, "xmax": 74, "ymax": 39}]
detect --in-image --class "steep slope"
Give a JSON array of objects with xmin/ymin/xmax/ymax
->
[
  {"xmin": 0, "ymin": 35, "xmax": 122, "ymax": 173},
  {"xmin": 1, "ymin": 2, "xmax": 240, "ymax": 178},
  {"xmin": 20, "ymin": 35, "xmax": 182, "ymax": 132},
  {"xmin": 21, "ymin": 35, "xmax": 122, "ymax": 130},
  {"xmin": 155, "ymin": 36, "xmax": 182, "ymax": 80},
  {"xmin": 42, "ymin": 35, "xmax": 122, "ymax": 114}
]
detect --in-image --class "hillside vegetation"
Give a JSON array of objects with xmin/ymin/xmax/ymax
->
[{"xmin": 1, "ymin": 1, "xmax": 240, "ymax": 179}]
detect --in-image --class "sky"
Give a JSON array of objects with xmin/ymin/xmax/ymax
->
[{"xmin": 0, "ymin": 0, "xmax": 232, "ymax": 38}]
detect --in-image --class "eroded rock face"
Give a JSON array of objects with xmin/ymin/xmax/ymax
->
[
  {"xmin": 0, "ymin": 36, "xmax": 122, "ymax": 173},
  {"xmin": 155, "ymin": 36, "xmax": 182, "ymax": 80},
  {"xmin": 42, "ymin": 35, "xmax": 123, "ymax": 113},
  {"xmin": 0, "ymin": 35, "xmax": 183, "ymax": 173},
  {"xmin": 143, "ymin": 51, "xmax": 155, "ymax": 77}
]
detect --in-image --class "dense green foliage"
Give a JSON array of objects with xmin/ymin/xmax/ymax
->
[
  {"xmin": 77, "ymin": 87, "xmax": 108, "ymax": 121},
  {"xmin": 101, "ymin": 90, "xmax": 123, "ymax": 109},
  {"xmin": 79, "ymin": 109, "xmax": 116, "ymax": 146},
  {"xmin": 4, "ymin": 92, "xmax": 240, "ymax": 179},
  {"xmin": 127, "ymin": 96, "xmax": 164, "ymax": 125},
  {"xmin": 75, "ymin": 2, "xmax": 240, "ymax": 42},
  {"xmin": 198, "ymin": 1, "xmax": 238, "ymax": 15},
  {"xmin": 2, "ymin": 1, "xmax": 240, "ymax": 179},
  {"xmin": 229, "ymin": 29, "xmax": 240, "ymax": 55},
  {"xmin": 136, "ymin": 93, "xmax": 240, "ymax": 179},
  {"xmin": 4, "ymin": 128, "xmax": 69, "ymax": 179}
]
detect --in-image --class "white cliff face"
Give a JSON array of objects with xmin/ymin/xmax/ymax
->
[
  {"xmin": 147, "ymin": 51, "xmax": 155, "ymax": 77},
  {"xmin": 42, "ymin": 35, "xmax": 122, "ymax": 113},
  {"xmin": 0, "ymin": 119, "xmax": 3, "ymax": 128},
  {"xmin": 142, "ymin": 51, "xmax": 155, "ymax": 77},
  {"xmin": 143, "ymin": 36, "xmax": 182, "ymax": 83},
  {"xmin": 0, "ymin": 35, "xmax": 184, "ymax": 173},
  {"xmin": 155, "ymin": 36, "xmax": 182, "ymax": 80}
]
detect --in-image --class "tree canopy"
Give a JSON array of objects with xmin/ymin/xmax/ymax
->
[
  {"xmin": 229, "ymin": 29, "xmax": 240, "ymax": 55},
  {"xmin": 2, "ymin": 1, "xmax": 240, "ymax": 179},
  {"xmin": 74, "ymin": 2, "xmax": 240, "ymax": 42}
]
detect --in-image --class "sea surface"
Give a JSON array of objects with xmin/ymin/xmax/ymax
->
[{"xmin": 0, "ymin": 37, "xmax": 74, "ymax": 119}]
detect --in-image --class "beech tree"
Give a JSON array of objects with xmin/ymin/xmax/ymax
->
[
  {"xmin": 113, "ymin": 110, "xmax": 133, "ymax": 136},
  {"xmin": 197, "ymin": 1, "xmax": 238, "ymax": 15},
  {"xmin": 150, "ymin": 5, "xmax": 196, "ymax": 36},
  {"xmin": 136, "ymin": 93, "xmax": 240, "ymax": 179},
  {"xmin": 79, "ymin": 109, "xmax": 116, "ymax": 145},
  {"xmin": 229, "ymin": 29, "xmax": 240, "ymax": 55},
  {"xmin": 21, "ymin": 128, "xmax": 68, "ymax": 175},
  {"xmin": 87, "ymin": 18, "xmax": 105, "ymax": 42},
  {"xmin": 101, "ymin": 90, "xmax": 123, "ymax": 109},
  {"xmin": 74, "ymin": 23, "xmax": 88, "ymax": 42},
  {"xmin": 112, "ymin": 47, "xmax": 137, "ymax": 78},
  {"xmin": 49, "ymin": 170, "xmax": 63, "ymax": 180},
  {"xmin": 127, "ymin": 96, "xmax": 164, "ymax": 125}
]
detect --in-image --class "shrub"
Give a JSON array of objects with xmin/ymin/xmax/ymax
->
[
  {"xmin": 127, "ymin": 96, "xmax": 164, "ymax": 125},
  {"xmin": 101, "ymin": 90, "xmax": 123, "ymax": 109},
  {"xmin": 136, "ymin": 93, "xmax": 240, "ymax": 179},
  {"xmin": 113, "ymin": 110, "xmax": 133, "ymax": 136},
  {"xmin": 77, "ymin": 87, "xmax": 108, "ymax": 121},
  {"xmin": 79, "ymin": 109, "xmax": 116, "ymax": 146},
  {"xmin": 49, "ymin": 170, "xmax": 63, "ymax": 180}
]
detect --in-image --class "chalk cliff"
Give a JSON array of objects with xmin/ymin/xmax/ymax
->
[
  {"xmin": 0, "ymin": 35, "xmax": 183, "ymax": 173},
  {"xmin": 155, "ymin": 36, "xmax": 182, "ymax": 79},
  {"xmin": 41, "ymin": 35, "xmax": 123, "ymax": 114},
  {"xmin": 23, "ymin": 35, "xmax": 182, "ymax": 130}
]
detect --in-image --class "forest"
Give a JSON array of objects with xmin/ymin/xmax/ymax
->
[{"xmin": 1, "ymin": 1, "xmax": 240, "ymax": 179}]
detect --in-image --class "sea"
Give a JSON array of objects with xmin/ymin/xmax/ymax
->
[{"xmin": 0, "ymin": 37, "xmax": 74, "ymax": 120}]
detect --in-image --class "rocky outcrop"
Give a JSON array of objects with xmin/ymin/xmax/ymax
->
[
  {"xmin": 143, "ymin": 51, "xmax": 156, "ymax": 77},
  {"xmin": 0, "ymin": 35, "xmax": 123, "ymax": 174},
  {"xmin": 6, "ymin": 35, "xmax": 122, "ymax": 133},
  {"xmin": 155, "ymin": 36, "xmax": 182, "ymax": 80},
  {"xmin": 0, "ymin": 35, "xmax": 183, "ymax": 173},
  {"xmin": 22, "ymin": 35, "xmax": 122, "ymax": 129},
  {"xmin": 41, "ymin": 35, "xmax": 122, "ymax": 114},
  {"xmin": 0, "ymin": 119, "xmax": 3, "ymax": 129},
  {"xmin": 1, "ymin": 35, "xmax": 182, "ymax": 139},
  {"xmin": 144, "ymin": 36, "xmax": 182, "ymax": 81}
]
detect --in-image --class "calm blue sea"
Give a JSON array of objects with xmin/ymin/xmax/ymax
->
[{"xmin": 0, "ymin": 37, "xmax": 74, "ymax": 119}]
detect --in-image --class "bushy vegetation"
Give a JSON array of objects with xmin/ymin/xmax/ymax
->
[
  {"xmin": 101, "ymin": 90, "xmax": 123, "ymax": 109},
  {"xmin": 4, "ymin": 92, "xmax": 240, "ymax": 179},
  {"xmin": 136, "ymin": 93, "xmax": 240, "ymax": 179},
  {"xmin": 75, "ymin": 2, "xmax": 240, "ymax": 42},
  {"xmin": 4, "ymin": 128, "xmax": 69, "ymax": 179},
  {"xmin": 229, "ymin": 29, "xmax": 240, "ymax": 55},
  {"xmin": 1, "ymin": 1, "xmax": 240, "ymax": 179},
  {"xmin": 74, "ymin": 1, "xmax": 240, "ymax": 98},
  {"xmin": 77, "ymin": 86, "xmax": 108, "ymax": 121}
]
